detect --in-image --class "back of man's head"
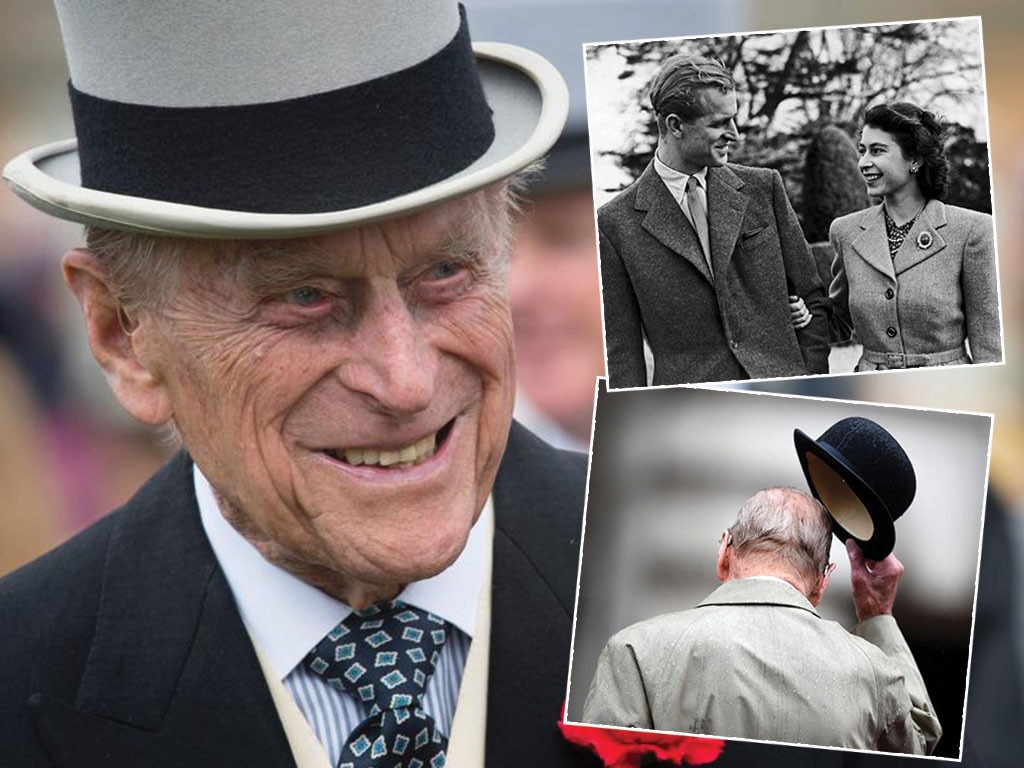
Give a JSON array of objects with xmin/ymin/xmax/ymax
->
[
  {"xmin": 727, "ymin": 487, "xmax": 833, "ymax": 595},
  {"xmin": 647, "ymin": 54, "xmax": 734, "ymax": 131}
]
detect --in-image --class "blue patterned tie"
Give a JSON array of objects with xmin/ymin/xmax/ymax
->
[{"xmin": 305, "ymin": 599, "xmax": 449, "ymax": 768}]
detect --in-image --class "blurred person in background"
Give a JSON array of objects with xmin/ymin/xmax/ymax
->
[
  {"xmin": 0, "ymin": 344, "xmax": 62, "ymax": 572},
  {"xmin": 507, "ymin": 137, "xmax": 604, "ymax": 451},
  {"xmin": 0, "ymin": 3, "xmax": 175, "ymax": 574},
  {"xmin": 830, "ymin": 101, "xmax": 1002, "ymax": 370}
]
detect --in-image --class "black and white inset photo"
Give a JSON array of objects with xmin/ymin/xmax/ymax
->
[{"xmin": 585, "ymin": 18, "xmax": 1003, "ymax": 388}]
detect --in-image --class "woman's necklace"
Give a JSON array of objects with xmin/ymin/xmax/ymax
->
[{"xmin": 884, "ymin": 204, "xmax": 926, "ymax": 259}]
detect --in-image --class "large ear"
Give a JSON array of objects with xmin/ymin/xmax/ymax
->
[
  {"xmin": 807, "ymin": 562, "xmax": 836, "ymax": 607},
  {"xmin": 62, "ymin": 248, "xmax": 172, "ymax": 426},
  {"xmin": 716, "ymin": 530, "xmax": 731, "ymax": 582}
]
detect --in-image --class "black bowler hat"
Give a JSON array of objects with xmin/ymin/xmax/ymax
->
[
  {"xmin": 793, "ymin": 417, "xmax": 916, "ymax": 561},
  {"xmin": 2, "ymin": 0, "xmax": 567, "ymax": 238}
]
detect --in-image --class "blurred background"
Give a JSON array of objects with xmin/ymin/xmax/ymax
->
[
  {"xmin": 1, "ymin": 0, "xmax": 1022, "ymax": 765},
  {"xmin": 565, "ymin": 385, "xmax": 991, "ymax": 758}
]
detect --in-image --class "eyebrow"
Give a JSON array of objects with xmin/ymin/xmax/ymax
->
[{"xmin": 230, "ymin": 220, "xmax": 493, "ymax": 295}]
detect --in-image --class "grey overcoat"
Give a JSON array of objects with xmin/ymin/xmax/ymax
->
[{"xmin": 581, "ymin": 578, "xmax": 942, "ymax": 755}]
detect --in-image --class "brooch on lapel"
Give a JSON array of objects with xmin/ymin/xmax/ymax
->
[{"xmin": 916, "ymin": 231, "xmax": 933, "ymax": 250}]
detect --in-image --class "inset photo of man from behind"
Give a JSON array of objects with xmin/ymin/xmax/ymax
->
[{"xmin": 568, "ymin": 384, "xmax": 990, "ymax": 762}]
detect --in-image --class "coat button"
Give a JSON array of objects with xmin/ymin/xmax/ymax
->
[
  {"xmin": 885, "ymin": 288, "xmax": 894, "ymax": 300},
  {"xmin": 886, "ymin": 326, "xmax": 898, "ymax": 338},
  {"xmin": 730, "ymin": 340, "xmax": 739, "ymax": 349}
]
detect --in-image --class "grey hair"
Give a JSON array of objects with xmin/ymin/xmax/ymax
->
[
  {"xmin": 83, "ymin": 172, "xmax": 532, "ymax": 310},
  {"xmin": 729, "ymin": 487, "xmax": 833, "ymax": 589}
]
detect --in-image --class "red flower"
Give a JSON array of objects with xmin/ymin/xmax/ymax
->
[{"xmin": 559, "ymin": 703, "xmax": 725, "ymax": 768}]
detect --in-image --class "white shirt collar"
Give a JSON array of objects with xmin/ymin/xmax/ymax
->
[
  {"xmin": 194, "ymin": 464, "xmax": 490, "ymax": 680},
  {"xmin": 653, "ymin": 154, "xmax": 708, "ymax": 206}
]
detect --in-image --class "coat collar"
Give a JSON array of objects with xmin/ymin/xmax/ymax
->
[
  {"xmin": 852, "ymin": 199, "xmax": 948, "ymax": 279},
  {"xmin": 634, "ymin": 162, "xmax": 749, "ymax": 285},
  {"xmin": 635, "ymin": 161, "xmax": 712, "ymax": 283},
  {"xmin": 699, "ymin": 577, "xmax": 821, "ymax": 618}
]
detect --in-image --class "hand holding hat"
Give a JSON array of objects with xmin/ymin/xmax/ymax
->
[
  {"xmin": 846, "ymin": 539, "xmax": 905, "ymax": 622},
  {"xmin": 794, "ymin": 416, "xmax": 916, "ymax": 561}
]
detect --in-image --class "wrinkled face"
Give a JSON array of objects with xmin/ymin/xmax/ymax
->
[
  {"xmin": 509, "ymin": 189, "xmax": 604, "ymax": 444},
  {"xmin": 858, "ymin": 125, "xmax": 920, "ymax": 199},
  {"xmin": 670, "ymin": 88, "xmax": 739, "ymax": 174},
  {"xmin": 140, "ymin": 193, "xmax": 515, "ymax": 594}
]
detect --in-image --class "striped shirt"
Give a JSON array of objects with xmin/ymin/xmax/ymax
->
[{"xmin": 194, "ymin": 466, "xmax": 488, "ymax": 764}]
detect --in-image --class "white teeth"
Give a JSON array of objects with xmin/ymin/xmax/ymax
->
[
  {"xmin": 338, "ymin": 432, "xmax": 437, "ymax": 468},
  {"xmin": 377, "ymin": 450, "xmax": 398, "ymax": 466}
]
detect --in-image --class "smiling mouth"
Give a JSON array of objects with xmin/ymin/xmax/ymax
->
[
  {"xmin": 323, "ymin": 419, "xmax": 455, "ymax": 469},
  {"xmin": 863, "ymin": 172, "xmax": 882, "ymax": 183}
]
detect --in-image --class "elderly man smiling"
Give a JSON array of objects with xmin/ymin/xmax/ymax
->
[{"xmin": 0, "ymin": 2, "xmax": 584, "ymax": 767}]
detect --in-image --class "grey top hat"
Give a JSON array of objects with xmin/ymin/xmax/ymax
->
[
  {"xmin": 2, "ymin": 0, "xmax": 567, "ymax": 238},
  {"xmin": 794, "ymin": 417, "xmax": 917, "ymax": 561}
]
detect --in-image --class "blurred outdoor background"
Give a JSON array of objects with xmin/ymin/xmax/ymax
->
[
  {"xmin": 565, "ymin": 385, "xmax": 991, "ymax": 758},
  {"xmin": 0, "ymin": 1, "xmax": 1023, "ymax": 764}
]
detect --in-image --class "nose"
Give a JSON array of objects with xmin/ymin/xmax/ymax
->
[
  {"xmin": 337, "ymin": 280, "xmax": 436, "ymax": 415},
  {"xmin": 858, "ymin": 154, "xmax": 872, "ymax": 170},
  {"xmin": 725, "ymin": 120, "xmax": 738, "ymax": 141}
]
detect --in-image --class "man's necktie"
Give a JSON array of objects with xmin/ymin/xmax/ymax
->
[
  {"xmin": 685, "ymin": 176, "xmax": 713, "ymax": 277},
  {"xmin": 306, "ymin": 600, "xmax": 449, "ymax": 768}
]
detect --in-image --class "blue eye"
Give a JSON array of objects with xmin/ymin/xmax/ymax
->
[
  {"xmin": 285, "ymin": 287, "xmax": 326, "ymax": 307},
  {"xmin": 431, "ymin": 261, "xmax": 462, "ymax": 280}
]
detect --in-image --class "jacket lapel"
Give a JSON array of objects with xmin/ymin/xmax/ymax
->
[
  {"xmin": 893, "ymin": 199, "xmax": 947, "ymax": 275},
  {"xmin": 486, "ymin": 422, "xmax": 585, "ymax": 768},
  {"xmin": 635, "ymin": 162, "xmax": 714, "ymax": 285},
  {"xmin": 851, "ymin": 205, "xmax": 897, "ymax": 280},
  {"xmin": 27, "ymin": 453, "xmax": 295, "ymax": 768},
  {"xmin": 705, "ymin": 165, "xmax": 749, "ymax": 280}
]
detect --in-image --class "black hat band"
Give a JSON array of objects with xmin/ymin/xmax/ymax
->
[{"xmin": 68, "ymin": 6, "xmax": 495, "ymax": 215}]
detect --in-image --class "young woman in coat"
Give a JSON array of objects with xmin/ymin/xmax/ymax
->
[{"xmin": 829, "ymin": 101, "xmax": 1002, "ymax": 370}]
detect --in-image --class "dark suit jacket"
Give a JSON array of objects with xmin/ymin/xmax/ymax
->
[
  {"xmin": 0, "ymin": 421, "xmax": 585, "ymax": 768},
  {"xmin": 598, "ymin": 162, "xmax": 830, "ymax": 387}
]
